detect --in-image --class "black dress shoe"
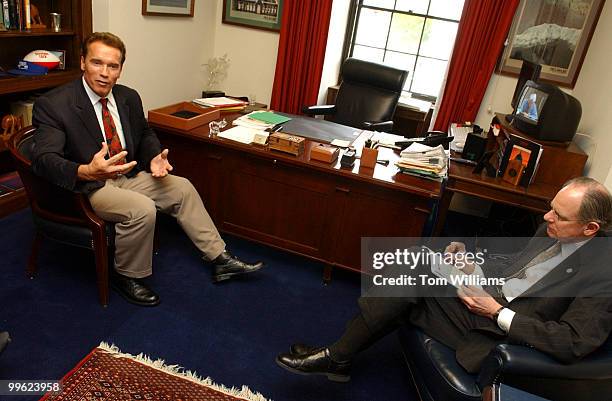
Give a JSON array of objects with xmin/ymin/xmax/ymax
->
[
  {"xmin": 276, "ymin": 347, "xmax": 351, "ymax": 382},
  {"xmin": 212, "ymin": 250, "xmax": 264, "ymax": 283},
  {"xmin": 0, "ymin": 331, "xmax": 11, "ymax": 355},
  {"xmin": 110, "ymin": 273, "xmax": 160, "ymax": 306}
]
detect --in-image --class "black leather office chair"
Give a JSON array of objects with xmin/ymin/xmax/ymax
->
[
  {"xmin": 398, "ymin": 325, "xmax": 612, "ymax": 401},
  {"xmin": 8, "ymin": 127, "xmax": 114, "ymax": 306},
  {"xmin": 303, "ymin": 58, "xmax": 408, "ymax": 132}
]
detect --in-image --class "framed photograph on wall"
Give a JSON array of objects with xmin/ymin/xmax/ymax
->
[
  {"xmin": 499, "ymin": 0, "xmax": 604, "ymax": 88},
  {"xmin": 142, "ymin": 0, "xmax": 195, "ymax": 17},
  {"xmin": 222, "ymin": 0, "xmax": 283, "ymax": 32}
]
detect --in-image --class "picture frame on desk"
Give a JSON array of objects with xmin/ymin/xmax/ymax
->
[
  {"xmin": 141, "ymin": 0, "xmax": 195, "ymax": 17},
  {"xmin": 499, "ymin": 0, "xmax": 604, "ymax": 88},
  {"xmin": 222, "ymin": 0, "xmax": 283, "ymax": 32},
  {"xmin": 497, "ymin": 135, "xmax": 542, "ymax": 187}
]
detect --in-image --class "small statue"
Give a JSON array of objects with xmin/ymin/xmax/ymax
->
[
  {"xmin": 30, "ymin": 4, "xmax": 46, "ymax": 28},
  {"xmin": 1, "ymin": 115, "xmax": 22, "ymax": 146}
]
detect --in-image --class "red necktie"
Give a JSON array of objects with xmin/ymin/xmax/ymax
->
[{"xmin": 99, "ymin": 98, "xmax": 125, "ymax": 164}]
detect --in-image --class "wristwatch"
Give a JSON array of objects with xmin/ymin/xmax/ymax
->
[{"xmin": 493, "ymin": 306, "xmax": 505, "ymax": 321}]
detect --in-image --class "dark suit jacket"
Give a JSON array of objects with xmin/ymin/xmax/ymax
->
[
  {"xmin": 31, "ymin": 78, "xmax": 161, "ymax": 194},
  {"xmin": 360, "ymin": 226, "xmax": 612, "ymax": 373}
]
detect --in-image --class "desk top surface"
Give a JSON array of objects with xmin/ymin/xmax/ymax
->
[{"xmin": 150, "ymin": 111, "xmax": 442, "ymax": 199}]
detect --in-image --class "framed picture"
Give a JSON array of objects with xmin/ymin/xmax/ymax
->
[
  {"xmin": 142, "ymin": 0, "xmax": 194, "ymax": 17},
  {"xmin": 50, "ymin": 50, "xmax": 66, "ymax": 70},
  {"xmin": 499, "ymin": 0, "xmax": 604, "ymax": 88},
  {"xmin": 222, "ymin": 0, "xmax": 283, "ymax": 32}
]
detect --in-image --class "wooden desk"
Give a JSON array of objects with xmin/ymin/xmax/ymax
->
[
  {"xmin": 433, "ymin": 114, "xmax": 587, "ymax": 235},
  {"xmin": 151, "ymin": 113, "xmax": 441, "ymax": 275}
]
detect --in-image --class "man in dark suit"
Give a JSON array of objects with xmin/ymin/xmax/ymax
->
[
  {"xmin": 32, "ymin": 32, "xmax": 263, "ymax": 307},
  {"xmin": 277, "ymin": 177, "xmax": 612, "ymax": 381}
]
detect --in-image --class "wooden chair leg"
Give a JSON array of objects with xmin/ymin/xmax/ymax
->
[
  {"xmin": 27, "ymin": 231, "xmax": 42, "ymax": 278},
  {"xmin": 92, "ymin": 233, "xmax": 109, "ymax": 307}
]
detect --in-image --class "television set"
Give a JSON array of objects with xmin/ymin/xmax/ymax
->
[
  {"xmin": 510, "ymin": 60, "xmax": 541, "ymax": 110},
  {"xmin": 508, "ymin": 80, "xmax": 581, "ymax": 143}
]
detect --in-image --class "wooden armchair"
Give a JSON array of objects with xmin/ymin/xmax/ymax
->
[{"xmin": 7, "ymin": 127, "xmax": 114, "ymax": 306}]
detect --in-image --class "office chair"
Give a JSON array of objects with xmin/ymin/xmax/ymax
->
[
  {"xmin": 303, "ymin": 58, "xmax": 408, "ymax": 132},
  {"xmin": 398, "ymin": 322, "xmax": 612, "ymax": 401},
  {"xmin": 8, "ymin": 127, "xmax": 114, "ymax": 306}
]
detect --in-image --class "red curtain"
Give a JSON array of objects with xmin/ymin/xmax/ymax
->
[
  {"xmin": 270, "ymin": 1, "xmax": 334, "ymax": 114},
  {"xmin": 433, "ymin": 0, "xmax": 520, "ymax": 131}
]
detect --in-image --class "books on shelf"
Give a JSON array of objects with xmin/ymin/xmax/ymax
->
[{"xmin": 497, "ymin": 134, "xmax": 543, "ymax": 187}]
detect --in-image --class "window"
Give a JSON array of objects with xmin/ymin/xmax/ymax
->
[{"xmin": 346, "ymin": 0, "xmax": 464, "ymax": 101}]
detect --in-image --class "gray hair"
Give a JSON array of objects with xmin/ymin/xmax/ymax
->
[{"xmin": 563, "ymin": 177, "xmax": 612, "ymax": 229}]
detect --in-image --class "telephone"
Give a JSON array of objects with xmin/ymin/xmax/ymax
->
[
  {"xmin": 395, "ymin": 131, "xmax": 454, "ymax": 150},
  {"xmin": 340, "ymin": 147, "xmax": 357, "ymax": 168}
]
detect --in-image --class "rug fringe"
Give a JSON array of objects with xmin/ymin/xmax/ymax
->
[{"xmin": 98, "ymin": 342, "xmax": 271, "ymax": 401}]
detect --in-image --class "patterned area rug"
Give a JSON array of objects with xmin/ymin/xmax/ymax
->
[{"xmin": 40, "ymin": 343, "xmax": 270, "ymax": 401}]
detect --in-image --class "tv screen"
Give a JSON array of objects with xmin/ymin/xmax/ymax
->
[
  {"xmin": 516, "ymin": 86, "xmax": 548, "ymax": 124},
  {"xmin": 511, "ymin": 60, "xmax": 541, "ymax": 109}
]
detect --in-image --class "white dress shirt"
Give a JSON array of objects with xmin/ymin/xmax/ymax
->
[{"xmin": 82, "ymin": 77, "xmax": 127, "ymax": 152}]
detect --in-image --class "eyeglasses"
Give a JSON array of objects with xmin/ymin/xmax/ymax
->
[{"xmin": 548, "ymin": 206, "xmax": 584, "ymax": 223}]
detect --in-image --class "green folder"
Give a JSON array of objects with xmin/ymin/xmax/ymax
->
[{"xmin": 249, "ymin": 112, "xmax": 292, "ymax": 125}]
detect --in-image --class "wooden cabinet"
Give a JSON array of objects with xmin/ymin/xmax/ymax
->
[{"xmin": 0, "ymin": 0, "xmax": 92, "ymax": 216}]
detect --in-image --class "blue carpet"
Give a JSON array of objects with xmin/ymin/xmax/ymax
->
[{"xmin": 0, "ymin": 209, "xmax": 417, "ymax": 401}]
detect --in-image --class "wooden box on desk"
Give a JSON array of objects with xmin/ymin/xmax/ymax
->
[
  {"xmin": 269, "ymin": 132, "xmax": 305, "ymax": 156},
  {"xmin": 148, "ymin": 102, "xmax": 220, "ymax": 131}
]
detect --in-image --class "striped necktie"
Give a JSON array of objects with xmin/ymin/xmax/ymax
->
[
  {"xmin": 511, "ymin": 241, "xmax": 562, "ymax": 280},
  {"xmin": 99, "ymin": 98, "xmax": 125, "ymax": 164}
]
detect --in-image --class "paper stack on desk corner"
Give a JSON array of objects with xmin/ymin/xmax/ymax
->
[
  {"xmin": 396, "ymin": 143, "xmax": 448, "ymax": 181},
  {"xmin": 233, "ymin": 111, "xmax": 276, "ymax": 130}
]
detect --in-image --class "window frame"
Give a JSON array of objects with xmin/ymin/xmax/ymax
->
[{"xmin": 341, "ymin": 0, "xmax": 463, "ymax": 102}]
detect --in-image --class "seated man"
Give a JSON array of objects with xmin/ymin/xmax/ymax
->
[
  {"xmin": 277, "ymin": 177, "xmax": 612, "ymax": 382},
  {"xmin": 32, "ymin": 32, "xmax": 263, "ymax": 307}
]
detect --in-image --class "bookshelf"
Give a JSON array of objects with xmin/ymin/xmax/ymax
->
[{"xmin": 0, "ymin": 0, "xmax": 92, "ymax": 216}]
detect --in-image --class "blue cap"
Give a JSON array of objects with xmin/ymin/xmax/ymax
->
[{"xmin": 8, "ymin": 60, "xmax": 49, "ymax": 76}]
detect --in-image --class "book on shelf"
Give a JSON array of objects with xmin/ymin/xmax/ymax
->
[{"xmin": 497, "ymin": 134, "xmax": 543, "ymax": 187}]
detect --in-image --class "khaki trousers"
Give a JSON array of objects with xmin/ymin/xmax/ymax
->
[{"xmin": 88, "ymin": 172, "xmax": 226, "ymax": 278}]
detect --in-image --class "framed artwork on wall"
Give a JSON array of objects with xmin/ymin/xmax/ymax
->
[
  {"xmin": 142, "ymin": 0, "xmax": 195, "ymax": 17},
  {"xmin": 222, "ymin": 0, "xmax": 283, "ymax": 32},
  {"xmin": 499, "ymin": 0, "xmax": 604, "ymax": 88}
]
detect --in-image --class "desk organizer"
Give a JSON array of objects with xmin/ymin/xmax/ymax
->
[{"xmin": 148, "ymin": 102, "xmax": 220, "ymax": 131}]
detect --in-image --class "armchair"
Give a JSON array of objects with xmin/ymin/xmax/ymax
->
[
  {"xmin": 7, "ymin": 127, "xmax": 114, "ymax": 306},
  {"xmin": 303, "ymin": 58, "xmax": 408, "ymax": 132},
  {"xmin": 398, "ymin": 325, "xmax": 612, "ymax": 401}
]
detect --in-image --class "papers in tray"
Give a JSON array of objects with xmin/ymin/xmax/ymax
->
[
  {"xmin": 193, "ymin": 97, "xmax": 247, "ymax": 108},
  {"xmin": 217, "ymin": 126, "xmax": 268, "ymax": 145},
  {"xmin": 396, "ymin": 143, "xmax": 448, "ymax": 181}
]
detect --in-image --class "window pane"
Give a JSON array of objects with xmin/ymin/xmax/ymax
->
[
  {"xmin": 387, "ymin": 13, "xmax": 424, "ymax": 54},
  {"xmin": 395, "ymin": 0, "xmax": 429, "ymax": 14},
  {"xmin": 411, "ymin": 57, "xmax": 447, "ymax": 97},
  {"xmin": 354, "ymin": 8, "xmax": 392, "ymax": 48},
  {"xmin": 363, "ymin": 0, "xmax": 396, "ymax": 9},
  {"xmin": 353, "ymin": 45, "xmax": 385, "ymax": 63},
  {"xmin": 383, "ymin": 51, "xmax": 415, "ymax": 91},
  {"xmin": 429, "ymin": 0, "xmax": 464, "ymax": 20},
  {"xmin": 419, "ymin": 18, "xmax": 459, "ymax": 59}
]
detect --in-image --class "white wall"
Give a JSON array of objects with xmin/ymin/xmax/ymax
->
[
  {"xmin": 475, "ymin": 1, "xmax": 612, "ymax": 188},
  {"xmin": 92, "ymin": 0, "xmax": 217, "ymax": 112},
  {"xmin": 211, "ymin": 0, "xmax": 279, "ymax": 106}
]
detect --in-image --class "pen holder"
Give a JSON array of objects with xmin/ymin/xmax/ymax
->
[{"xmin": 360, "ymin": 147, "xmax": 379, "ymax": 169}]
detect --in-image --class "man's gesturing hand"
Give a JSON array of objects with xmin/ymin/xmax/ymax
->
[
  {"xmin": 457, "ymin": 285, "xmax": 503, "ymax": 320},
  {"xmin": 150, "ymin": 149, "xmax": 173, "ymax": 178},
  {"xmin": 78, "ymin": 142, "xmax": 137, "ymax": 181}
]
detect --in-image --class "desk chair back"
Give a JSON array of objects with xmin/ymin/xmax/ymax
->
[
  {"xmin": 333, "ymin": 58, "xmax": 408, "ymax": 130},
  {"xmin": 7, "ymin": 127, "xmax": 113, "ymax": 306}
]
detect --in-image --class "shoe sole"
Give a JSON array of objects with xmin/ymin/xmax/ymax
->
[
  {"xmin": 110, "ymin": 282, "xmax": 161, "ymax": 307},
  {"xmin": 275, "ymin": 356, "xmax": 350, "ymax": 383},
  {"xmin": 212, "ymin": 264, "xmax": 263, "ymax": 283}
]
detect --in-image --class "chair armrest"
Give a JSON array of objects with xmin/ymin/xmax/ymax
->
[
  {"xmin": 364, "ymin": 120, "xmax": 394, "ymax": 132},
  {"xmin": 477, "ymin": 343, "xmax": 612, "ymax": 388},
  {"xmin": 302, "ymin": 105, "xmax": 336, "ymax": 116}
]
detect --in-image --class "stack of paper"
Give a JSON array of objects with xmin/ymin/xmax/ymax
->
[
  {"xmin": 396, "ymin": 143, "xmax": 448, "ymax": 181},
  {"xmin": 193, "ymin": 97, "xmax": 247, "ymax": 111},
  {"xmin": 232, "ymin": 111, "xmax": 291, "ymax": 130},
  {"xmin": 218, "ymin": 126, "xmax": 268, "ymax": 145}
]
